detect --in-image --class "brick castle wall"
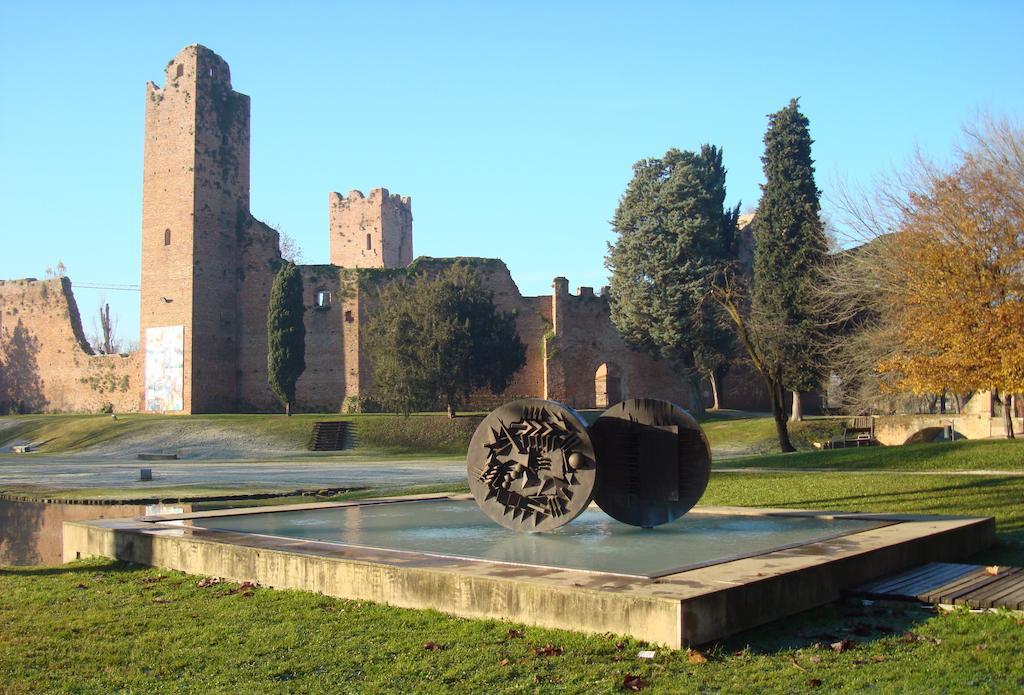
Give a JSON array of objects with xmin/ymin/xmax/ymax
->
[
  {"xmin": 0, "ymin": 278, "xmax": 139, "ymax": 413},
  {"xmin": 1, "ymin": 45, "xmax": 769, "ymax": 416}
]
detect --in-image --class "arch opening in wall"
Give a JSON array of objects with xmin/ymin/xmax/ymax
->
[
  {"xmin": 903, "ymin": 426, "xmax": 966, "ymax": 445},
  {"xmin": 163, "ymin": 229, "xmax": 171, "ymax": 246},
  {"xmin": 595, "ymin": 362, "xmax": 623, "ymax": 409}
]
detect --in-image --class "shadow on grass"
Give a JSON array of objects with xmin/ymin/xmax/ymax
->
[
  {"xmin": 0, "ymin": 559, "xmax": 139, "ymax": 577},
  {"xmin": 717, "ymin": 598, "xmax": 937, "ymax": 655}
]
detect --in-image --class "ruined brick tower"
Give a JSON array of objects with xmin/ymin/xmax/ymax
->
[
  {"xmin": 140, "ymin": 45, "xmax": 251, "ymax": 413},
  {"xmin": 329, "ymin": 188, "xmax": 413, "ymax": 268}
]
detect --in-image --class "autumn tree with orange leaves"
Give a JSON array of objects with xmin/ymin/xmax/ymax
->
[{"xmin": 868, "ymin": 119, "xmax": 1023, "ymax": 438}]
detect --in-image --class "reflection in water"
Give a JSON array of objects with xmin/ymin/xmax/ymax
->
[{"xmin": 0, "ymin": 499, "xmax": 189, "ymax": 566}]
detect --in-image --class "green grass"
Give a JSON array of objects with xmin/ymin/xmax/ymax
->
[
  {"xmin": 0, "ymin": 412, "xmax": 493, "ymax": 457},
  {"xmin": 2, "ymin": 550, "xmax": 1022, "ymax": 692},
  {"xmin": 699, "ymin": 413, "xmax": 846, "ymax": 458},
  {"xmin": 1, "ymin": 410, "xmax": 821, "ymax": 459},
  {"xmin": 0, "ymin": 413, "xmax": 325, "ymax": 453},
  {"xmin": 717, "ymin": 439, "xmax": 1024, "ymax": 472},
  {"xmin": 4, "ymin": 470, "xmax": 1024, "ymax": 692}
]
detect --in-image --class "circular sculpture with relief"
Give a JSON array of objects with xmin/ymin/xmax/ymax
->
[
  {"xmin": 466, "ymin": 399, "xmax": 598, "ymax": 532},
  {"xmin": 589, "ymin": 398, "xmax": 711, "ymax": 528}
]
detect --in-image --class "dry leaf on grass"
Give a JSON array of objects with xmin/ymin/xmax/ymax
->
[
  {"xmin": 531, "ymin": 644, "xmax": 563, "ymax": 657},
  {"xmin": 831, "ymin": 639, "xmax": 856, "ymax": 653},
  {"xmin": 687, "ymin": 649, "xmax": 707, "ymax": 664},
  {"xmin": 621, "ymin": 674, "xmax": 647, "ymax": 691}
]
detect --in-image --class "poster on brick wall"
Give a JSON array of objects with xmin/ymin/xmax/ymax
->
[{"xmin": 145, "ymin": 325, "xmax": 184, "ymax": 412}]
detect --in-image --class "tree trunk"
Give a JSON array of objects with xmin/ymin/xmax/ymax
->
[
  {"xmin": 285, "ymin": 401, "xmax": 291, "ymax": 417},
  {"xmin": 789, "ymin": 391, "xmax": 803, "ymax": 422},
  {"xmin": 768, "ymin": 377, "xmax": 796, "ymax": 452},
  {"xmin": 939, "ymin": 392, "xmax": 947, "ymax": 414},
  {"xmin": 687, "ymin": 376, "xmax": 706, "ymax": 418},
  {"xmin": 1002, "ymin": 394, "xmax": 1016, "ymax": 440},
  {"xmin": 447, "ymin": 401, "xmax": 456, "ymax": 419},
  {"xmin": 707, "ymin": 370, "xmax": 721, "ymax": 411}
]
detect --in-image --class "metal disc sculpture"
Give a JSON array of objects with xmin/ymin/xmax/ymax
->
[
  {"xmin": 589, "ymin": 398, "xmax": 711, "ymax": 528},
  {"xmin": 467, "ymin": 397, "xmax": 711, "ymax": 532},
  {"xmin": 466, "ymin": 399, "xmax": 597, "ymax": 532}
]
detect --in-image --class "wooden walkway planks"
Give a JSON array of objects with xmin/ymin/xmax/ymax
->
[{"xmin": 849, "ymin": 562, "xmax": 1024, "ymax": 610}]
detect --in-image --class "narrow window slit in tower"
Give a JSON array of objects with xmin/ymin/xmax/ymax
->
[
  {"xmin": 366, "ymin": 233, "xmax": 372, "ymax": 250},
  {"xmin": 164, "ymin": 229, "xmax": 171, "ymax": 246}
]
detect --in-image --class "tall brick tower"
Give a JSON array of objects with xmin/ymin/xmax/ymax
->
[
  {"xmin": 329, "ymin": 188, "xmax": 413, "ymax": 268},
  {"xmin": 140, "ymin": 45, "xmax": 250, "ymax": 413}
]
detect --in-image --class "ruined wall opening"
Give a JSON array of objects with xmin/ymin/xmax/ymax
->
[
  {"xmin": 176, "ymin": 63, "xmax": 184, "ymax": 78},
  {"xmin": 595, "ymin": 362, "xmax": 622, "ymax": 408},
  {"xmin": 315, "ymin": 289, "xmax": 331, "ymax": 308}
]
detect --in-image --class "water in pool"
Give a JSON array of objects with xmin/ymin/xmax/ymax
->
[{"xmin": 193, "ymin": 499, "xmax": 888, "ymax": 578}]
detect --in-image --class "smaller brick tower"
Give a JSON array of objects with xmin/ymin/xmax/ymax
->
[{"xmin": 329, "ymin": 188, "xmax": 413, "ymax": 268}]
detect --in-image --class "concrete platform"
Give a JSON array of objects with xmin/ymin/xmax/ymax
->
[{"xmin": 63, "ymin": 495, "xmax": 994, "ymax": 648}]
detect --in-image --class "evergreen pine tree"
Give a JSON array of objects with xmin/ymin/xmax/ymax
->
[
  {"xmin": 366, "ymin": 263, "xmax": 526, "ymax": 418},
  {"xmin": 267, "ymin": 261, "xmax": 306, "ymax": 415},
  {"xmin": 752, "ymin": 98, "xmax": 828, "ymax": 448},
  {"xmin": 606, "ymin": 146, "xmax": 739, "ymax": 415}
]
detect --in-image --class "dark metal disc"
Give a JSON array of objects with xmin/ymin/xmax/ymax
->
[
  {"xmin": 467, "ymin": 399, "xmax": 598, "ymax": 532},
  {"xmin": 590, "ymin": 398, "xmax": 711, "ymax": 528}
]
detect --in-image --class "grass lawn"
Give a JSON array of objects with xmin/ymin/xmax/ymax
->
[
  {"xmin": 4, "ymin": 459, "xmax": 1024, "ymax": 692},
  {"xmin": 1, "ymin": 410, "xmax": 835, "ymax": 461},
  {"xmin": 0, "ymin": 412, "xmax": 489, "ymax": 456},
  {"xmin": 717, "ymin": 439, "xmax": 1024, "ymax": 472}
]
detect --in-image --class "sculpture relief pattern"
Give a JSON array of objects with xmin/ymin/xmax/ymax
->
[{"xmin": 467, "ymin": 400, "xmax": 597, "ymax": 532}]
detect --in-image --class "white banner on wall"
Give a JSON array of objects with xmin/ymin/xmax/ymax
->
[{"xmin": 144, "ymin": 325, "xmax": 184, "ymax": 412}]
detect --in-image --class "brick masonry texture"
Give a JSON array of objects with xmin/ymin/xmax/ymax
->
[
  {"xmin": 0, "ymin": 45, "xmax": 768, "ymax": 415},
  {"xmin": 0, "ymin": 278, "xmax": 139, "ymax": 413}
]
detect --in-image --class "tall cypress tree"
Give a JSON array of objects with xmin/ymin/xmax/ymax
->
[
  {"xmin": 752, "ymin": 98, "xmax": 828, "ymax": 448},
  {"xmin": 606, "ymin": 146, "xmax": 739, "ymax": 415},
  {"xmin": 267, "ymin": 261, "xmax": 306, "ymax": 415}
]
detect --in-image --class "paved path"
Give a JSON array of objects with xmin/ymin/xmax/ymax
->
[{"xmin": 0, "ymin": 454, "xmax": 466, "ymax": 493}]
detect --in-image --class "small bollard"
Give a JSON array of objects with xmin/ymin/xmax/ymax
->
[{"xmin": 140, "ymin": 468, "xmax": 153, "ymax": 481}]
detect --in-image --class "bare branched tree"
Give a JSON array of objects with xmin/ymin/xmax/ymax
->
[
  {"xmin": 278, "ymin": 229, "xmax": 304, "ymax": 264},
  {"xmin": 821, "ymin": 115, "xmax": 1023, "ymax": 432}
]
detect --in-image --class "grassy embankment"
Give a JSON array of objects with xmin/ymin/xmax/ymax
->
[
  {"xmin": 0, "ymin": 409, "xmax": 841, "ymax": 458},
  {"xmin": 3, "ymin": 441, "xmax": 1024, "ymax": 692},
  {"xmin": 0, "ymin": 412, "xmax": 484, "ymax": 457}
]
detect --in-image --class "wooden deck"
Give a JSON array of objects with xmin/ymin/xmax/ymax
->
[{"xmin": 850, "ymin": 562, "xmax": 1024, "ymax": 610}]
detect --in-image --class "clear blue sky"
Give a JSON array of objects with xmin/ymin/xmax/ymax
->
[{"xmin": 2, "ymin": 1, "xmax": 1021, "ymax": 345}]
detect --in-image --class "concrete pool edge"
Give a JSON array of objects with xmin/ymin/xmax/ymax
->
[{"xmin": 63, "ymin": 497, "xmax": 995, "ymax": 648}]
